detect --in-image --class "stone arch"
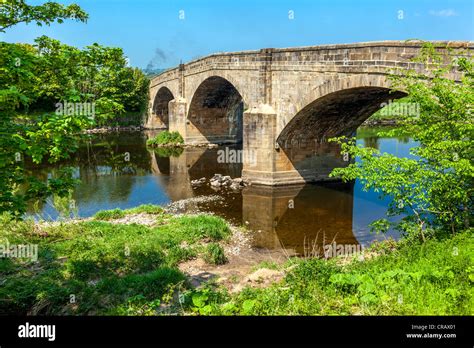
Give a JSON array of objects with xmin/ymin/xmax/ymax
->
[
  {"xmin": 274, "ymin": 74, "xmax": 406, "ymax": 182},
  {"xmin": 186, "ymin": 75, "xmax": 245, "ymax": 144},
  {"xmin": 185, "ymin": 71, "xmax": 252, "ymax": 112},
  {"xmin": 150, "ymin": 86, "xmax": 175, "ymax": 129},
  {"xmin": 278, "ymin": 74, "xmax": 406, "ymax": 143}
]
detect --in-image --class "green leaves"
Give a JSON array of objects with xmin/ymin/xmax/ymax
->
[
  {"xmin": 369, "ymin": 219, "xmax": 391, "ymax": 234},
  {"xmin": 190, "ymin": 289, "xmax": 215, "ymax": 315},
  {"xmin": 192, "ymin": 292, "xmax": 208, "ymax": 308},
  {"xmin": 241, "ymin": 299, "xmax": 256, "ymax": 314},
  {"xmin": 203, "ymin": 243, "xmax": 228, "ymax": 265},
  {"xmin": 0, "ymin": 0, "xmax": 88, "ymax": 33}
]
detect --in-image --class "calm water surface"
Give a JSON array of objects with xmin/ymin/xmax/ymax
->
[{"xmin": 27, "ymin": 129, "xmax": 417, "ymax": 256}]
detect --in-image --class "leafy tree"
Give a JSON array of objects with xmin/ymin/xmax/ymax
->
[
  {"xmin": 0, "ymin": 0, "xmax": 88, "ymax": 32},
  {"xmin": 0, "ymin": 67, "xmax": 90, "ymax": 217},
  {"xmin": 330, "ymin": 43, "xmax": 473, "ymax": 241},
  {"xmin": 0, "ymin": 2, "xmax": 149, "ymax": 217}
]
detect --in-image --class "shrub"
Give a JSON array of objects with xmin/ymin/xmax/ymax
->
[
  {"xmin": 147, "ymin": 131, "xmax": 184, "ymax": 147},
  {"xmin": 330, "ymin": 43, "xmax": 474, "ymax": 241},
  {"xmin": 204, "ymin": 243, "xmax": 227, "ymax": 265},
  {"xmin": 171, "ymin": 215, "xmax": 231, "ymax": 242},
  {"xmin": 205, "ymin": 230, "xmax": 473, "ymax": 315}
]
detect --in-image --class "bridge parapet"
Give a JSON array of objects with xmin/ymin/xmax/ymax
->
[{"xmin": 151, "ymin": 41, "xmax": 472, "ymax": 85}]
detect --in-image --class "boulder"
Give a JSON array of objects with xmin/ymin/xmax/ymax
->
[
  {"xmin": 230, "ymin": 183, "xmax": 240, "ymax": 191},
  {"xmin": 211, "ymin": 174, "xmax": 222, "ymax": 181},
  {"xmin": 191, "ymin": 177, "xmax": 206, "ymax": 186},
  {"xmin": 210, "ymin": 180, "xmax": 221, "ymax": 187}
]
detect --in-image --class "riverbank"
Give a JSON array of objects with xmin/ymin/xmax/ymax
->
[
  {"xmin": 189, "ymin": 229, "xmax": 473, "ymax": 316},
  {"xmin": 1, "ymin": 205, "xmax": 471, "ymax": 315},
  {"xmin": 0, "ymin": 205, "xmax": 287, "ymax": 315},
  {"xmin": 83, "ymin": 119, "xmax": 399, "ymax": 134},
  {"xmin": 84, "ymin": 125, "xmax": 145, "ymax": 134},
  {"xmin": 361, "ymin": 118, "xmax": 398, "ymax": 126}
]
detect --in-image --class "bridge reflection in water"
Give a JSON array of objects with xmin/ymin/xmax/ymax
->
[
  {"xmin": 242, "ymin": 183, "xmax": 357, "ymax": 257},
  {"xmin": 148, "ymin": 141, "xmax": 375, "ymax": 257}
]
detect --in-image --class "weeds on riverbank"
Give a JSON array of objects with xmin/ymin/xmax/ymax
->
[
  {"xmin": 203, "ymin": 243, "xmax": 228, "ymax": 265},
  {"xmin": 0, "ymin": 208, "xmax": 230, "ymax": 315},
  {"xmin": 183, "ymin": 230, "xmax": 473, "ymax": 315}
]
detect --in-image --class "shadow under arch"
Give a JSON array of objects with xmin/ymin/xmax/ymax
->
[
  {"xmin": 151, "ymin": 87, "xmax": 174, "ymax": 128},
  {"xmin": 276, "ymin": 86, "xmax": 406, "ymax": 181},
  {"xmin": 187, "ymin": 76, "xmax": 244, "ymax": 144}
]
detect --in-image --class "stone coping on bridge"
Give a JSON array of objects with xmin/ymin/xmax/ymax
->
[{"xmin": 150, "ymin": 40, "xmax": 473, "ymax": 85}]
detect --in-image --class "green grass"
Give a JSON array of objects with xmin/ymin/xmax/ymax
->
[
  {"xmin": 0, "ymin": 211, "xmax": 230, "ymax": 315},
  {"xmin": 1, "ymin": 209, "xmax": 471, "ymax": 316},
  {"xmin": 93, "ymin": 208, "xmax": 126, "ymax": 220},
  {"xmin": 251, "ymin": 260, "xmax": 281, "ymax": 272},
  {"xmin": 93, "ymin": 204, "xmax": 164, "ymax": 220},
  {"xmin": 185, "ymin": 231, "xmax": 474, "ymax": 315},
  {"xmin": 146, "ymin": 131, "xmax": 184, "ymax": 147},
  {"xmin": 125, "ymin": 204, "xmax": 164, "ymax": 215}
]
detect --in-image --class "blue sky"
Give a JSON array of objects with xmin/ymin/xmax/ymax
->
[{"xmin": 1, "ymin": 0, "xmax": 473, "ymax": 69}]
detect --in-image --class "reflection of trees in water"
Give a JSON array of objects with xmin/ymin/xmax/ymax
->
[
  {"xmin": 72, "ymin": 134, "xmax": 153, "ymax": 204},
  {"xmin": 23, "ymin": 166, "xmax": 80, "ymax": 217},
  {"xmin": 154, "ymin": 147, "xmax": 184, "ymax": 158},
  {"xmin": 102, "ymin": 142, "xmax": 138, "ymax": 175},
  {"xmin": 397, "ymin": 136, "xmax": 410, "ymax": 144},
  {"xmin": 363, "ymin": 136, "xmax": 380, "ymax": 150},
  {"xmin": 23, "ymin": 168, "xmax": 53, "ymax": 215},
  {"xmin": 79, "ymin": 133, "xmax": 151, "ymax": 175},
  {"xmin": 74, "ymin": 169, "xmax": 136, "ymax": 204},
  {"xmin": 25, "ymin": 133, "xmax": 154, "ymax": 211}
]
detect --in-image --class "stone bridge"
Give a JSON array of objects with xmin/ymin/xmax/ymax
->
[{"xmin": 147, "ymin": 41, "xmax": 472, "ymax": 185}]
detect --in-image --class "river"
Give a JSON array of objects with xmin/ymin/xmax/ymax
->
[{"xmin": 26, "ymin": 127, "xmax": 417, "ymax": 257}]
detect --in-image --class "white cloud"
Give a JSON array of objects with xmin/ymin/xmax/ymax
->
[{"xmin": 429, "ymin": 9, "xmax": 458, "ymax": 17}]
